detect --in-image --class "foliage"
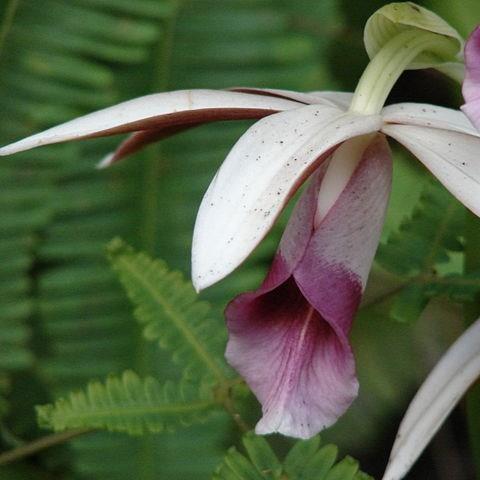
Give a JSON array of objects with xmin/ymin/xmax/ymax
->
[
  {"xmin": 35, "ymin": 244, "xmax": 373, "ymax": 480},
  {"xmin": 107, "ymin": 238, "xmax": 228, "ymax": 382},
  {"xmin": 213, "ymin": 433, "xmax": 373, "ymax": 480},
  {"xmin": 37, "ymin": 370, "xmax": 215, "ymax": 435},
  {"xmin": 376, "ymin": 179, "xmax": 466, "ymax": 323}
]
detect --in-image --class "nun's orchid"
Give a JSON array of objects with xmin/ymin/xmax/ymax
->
[
  {"xmin": 201, "ymin": 99, "xmax": 480, "ymax": 438},
  {"xmin": 2, "ymin": 87, "xmax": 480, "ymax": 438},
  {"xmin": 1, "ymin": 3, "xmax": 478, "ymax": 440},
  {"xmin": 462, "ymin": 26, "xmax": 480, "ymax": 129},
  {"xmin": 225, "ymin": 134, "xmax": 392, "ymax": 438}
]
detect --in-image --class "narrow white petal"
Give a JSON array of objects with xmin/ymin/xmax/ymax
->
[
  {"xmin": 382, "ymin": 318, "xmax": 480, "ymax": 480},
  {"xmin": 307, "ymin": 91, "xmax": 354, "ymax": 110},
  {"xmin": 231, "ymin": 88, "xmax": 353, "ymax": 109},
  {"xmin": 382, "ymin": 103, "xmax": 480, "ymax": 137},
  {"xmin": 0, "ymin": 90, "xmax": 301, "ymax": 155},
  {"xmin": 382, "ymin": 123, "xmax": 480, "ymax": 216},
  {"xmin": 192, "ymin": 105, "xmax": 382, "ymax": 290}
]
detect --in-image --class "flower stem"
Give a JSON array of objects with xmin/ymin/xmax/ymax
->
[
  {"xmin": 349, "ymin": 29, "xmax": 456, "ymax": 115},
  {"xmin": 0, "ymin": 428, "xmax": 92, "ymax": 466},
  {"xmin": 464, "ymin": 209, "xmax": 480, "ymax": 477}
]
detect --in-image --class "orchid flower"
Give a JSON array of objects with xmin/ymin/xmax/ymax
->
[
  {"xmin": 462, "ymin": 25, "xmax": 480, "ymax": 129},
  {"xmin": 382, "ymin": 317, "xmax": 480, "ymax": 480},
  {"xmin": 0, "ymin": 3, "xmax": 476, "ymax": 439}
]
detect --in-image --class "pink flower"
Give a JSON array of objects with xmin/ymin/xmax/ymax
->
[
  {"xmin": 462, "ymin": 26, "xmax": 480, "ymax": 129},
  {"xmin": 2, "ymin": 87, "xmax": 480, "ymax": 439}
]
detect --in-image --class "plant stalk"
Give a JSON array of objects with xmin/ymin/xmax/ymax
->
[{"xmin": 0, "ymin": 428, "xmax": 92, "ymax": 466}]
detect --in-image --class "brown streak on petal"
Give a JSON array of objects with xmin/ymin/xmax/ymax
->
[
  {"xmin": 81, "ymin": 108, "xmax": 280, "ymax": 140},
  {"xmin": 228, "ymin": 87, "xmax": 311, "ymax": 105}
]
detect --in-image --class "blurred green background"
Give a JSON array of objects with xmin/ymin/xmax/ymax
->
[{"xmin": 0, "ymin": 0, "xmax": 479, "ymax": 478}]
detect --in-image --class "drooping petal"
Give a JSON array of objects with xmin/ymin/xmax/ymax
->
[
  {"xmin": 0, "ymin": 90, "xmax": 302, "ymax": 156},
  {"xmin": 226, "ymin": 278, "xmax": 357, "ymax": 439},
  {"xmin": 382, "ymin": 103, "xmax": 480, "ymax": 137},
  {"xmin": 462, "ymin": 26, "xmax": 480, "ymax": 129},
  {"xmin": 382, "ymin": 318, "xmax": 480, "ymax": 480},
  {"xmin": 382, "ymin": 123, "xmax": 480, "ymax": 216},
  {"xmin": 231, "ymin": 87, "xmax": 353, "ymax": 109},
  {"xmin": 294, "ymin": 135, "xmax": 393, "ymax": 332},
  {"xmin": 192, "ymin": 105, "xmax": 382, "ymax": 290},
  {"xmin": 225, "ymin": 135, "xmax": 391, "ymax": 439}
]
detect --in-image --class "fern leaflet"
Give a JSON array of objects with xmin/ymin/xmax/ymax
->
[
  {"xmin": 376, "ymin": 180, "xmax": 465, "ymax": 322},
  {"xmin": 213, "ymin": 433, "xmax": 373, "ymax": 480},
  {"xmin": 107, "ymin": 238, "xmax": 229, "ymax": 383},
  {"xmin": 36, "ymin": 370, "xmax": 216, "ymax": 435}
]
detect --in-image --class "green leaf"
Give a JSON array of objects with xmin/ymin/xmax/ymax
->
[
  {"xmin": 378, "ymin": 180, "xmax": 463, "ymax": 277},
  {"xmin": 242, "ymin": 432, "xmax": 282, "ymax": 478},
  {"xmin": 376, "ymin": 179, "xmax": 466, "ymax": 321},
  {"xmin": 214, "ymin": 434, "xmax": 372, "ymax": 480},
  {"xmin": 324, "ymin": 456, "xmax": 359, "ymax": 480},
  {"xmin": 292, "ymin": 444, "xmax": 339, "ymax": 480},
  {"xmin": 107, "ymin": 238, "xmax": 228, "ymax": 383},
  {"xmin": 36, "ymin": 370, "xmax": 216, "ymax": 435},
  {"xmin": 284, "ymin": 436, "xmax": 321, "ymax": 476},
  {"xmin": 390, "ymin": 284, "xmax": 428, "ymax": 323},
  {"xmin": 213, "ymin": 447, "xmax": 265, "ymax": 480}
]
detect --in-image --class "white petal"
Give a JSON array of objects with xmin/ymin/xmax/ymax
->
[
  {"xmin": 382, "ymin": 123, "xmax": 480, "ymax": 216},
  {"xmin": 0, "ymin": 90, "xmax": 301, "ymax": 155},
  {"xmin": 382, "ymin": 318, "xmax": 480, "ymax": 480},
  {"xmin": 231, "ymin": 88, "xmax": 353, "ymax": 109},
  {"xmin": 192, "ymin": 104, "xmax": 382, "ymax": 290},
  {"xmin": 307, "ymin": 91, "xmax": 354, "ymax": 110},
  {"xmin": 382, "ymin": 103, "xmax": 480, "ymax": 137}
]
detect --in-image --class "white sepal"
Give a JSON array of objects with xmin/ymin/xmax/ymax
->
[
  {"xmin": 382, "ymin": 318, "xmax": 480, "ymax": 480},
  {"xmin": 0, "ymin": 90, "xmax": 301, "ymax": 156},
  {"xmin": 192, "ymin": 104, "xmax": 382, "ymax": 290},
  {"xmin": 382, "ymin": 103, "xmax": 480, "ymax": 137},
  {"xmin": 382, "ymin": 123, "xmax": 480, "ymax": 217}
]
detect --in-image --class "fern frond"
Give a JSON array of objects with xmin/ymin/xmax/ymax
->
[
  {"xmin": 376, "ymin": 180, "xmax": 464, "ymax": 322},
  {"xmin": 107, "ymin": 238, "xmax": 229, "ymax": 383},
  {"xmin": 37, "ymin": 370, "xmax": 216, "ymax": 435},
  {"xmin": 377, "ymin": 180, "xmax": 463, "ymax": 276},
  {"xmin": 213, "ymin": 433, "xmax": 373, "ymax": 480},
  {"xmin": 1, "ymin": 0, "xmax": 349, "ymax": 476}
]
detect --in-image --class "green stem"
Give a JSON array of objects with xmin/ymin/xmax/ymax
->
[
  {"xmin": 0, "ymin": 428, "xmax": 92, "ymax": 466},
  {"xmin": 141, "ymin": 1, "xmax": 181, "ymax": 255},
  {"xmin": 349, "ymin": 30, "xmax": 456, "ymax": 115},
  {"xmin": 464, "ymin": 209, "xmax": 480, "ymax": 478}
]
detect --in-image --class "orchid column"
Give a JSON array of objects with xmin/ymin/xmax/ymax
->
[{"xmin": 222, "ymin": 3, "xmax": 466, "ymax": 439}]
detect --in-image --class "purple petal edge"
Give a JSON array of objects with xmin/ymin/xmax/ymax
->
[{"xmin": 462, "ymin": 26, "xmax": 480, "ymax": 129}]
